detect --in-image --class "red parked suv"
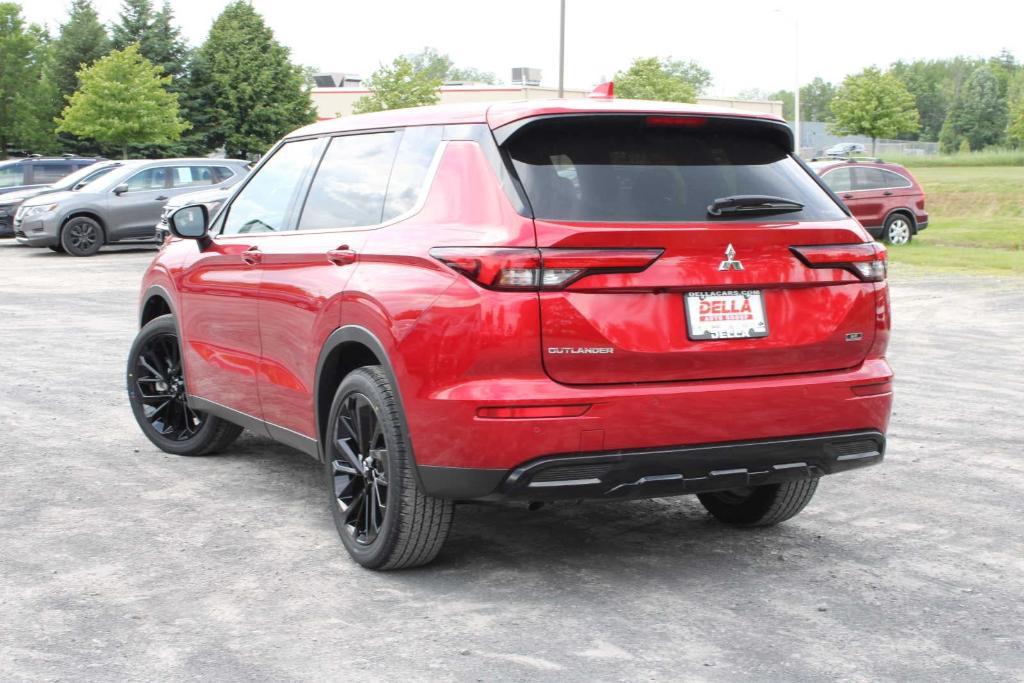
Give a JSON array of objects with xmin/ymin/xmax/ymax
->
[
  {"xmin": 810, "ymin": 158, "xmax": 928, "ymax": 245},
  {"xmin": 128, "ymin": 98, "xmax": 893, "ymax": 570}
]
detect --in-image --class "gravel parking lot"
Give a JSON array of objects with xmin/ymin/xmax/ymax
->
[{"xmin": 1, "ymin": 240, "xmax": 1022, "ymax": 682}]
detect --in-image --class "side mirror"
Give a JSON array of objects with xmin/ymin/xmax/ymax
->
[
  {"xmin": 113, "ymin": 184, "xmax": 129, "ymax": 195},
  {"xmin": 168, "ymin": 204, "xmax": 210, "ymax": 240}
]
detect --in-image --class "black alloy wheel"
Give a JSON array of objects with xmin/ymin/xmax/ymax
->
[
  {"xmin": 132, "ymin": 331, "xmax": 203, "ymax": 441},
  {"xmin": 126, "ymin": 315, "xmax": 242, "ymax": 456},
  {"xmin": 60, "ymin": 217, "xmax": 103, "ymax": 256},
  {"xmin": 331, "ymin": 392, "xmax": 390, "ymax": 545},
  {"xmin": 325, "ymin": 366, "xmax": 453, "ymax": 570}
]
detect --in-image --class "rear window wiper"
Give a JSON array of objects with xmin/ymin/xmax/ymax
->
[{"xmin": 707, "ymin": 195, "xmax": 805, "ymax": 217}]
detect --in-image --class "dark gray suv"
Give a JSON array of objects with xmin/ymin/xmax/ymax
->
[{"xmin": 15, "ymin": 158, "xmax": 249, "ymax": 256}]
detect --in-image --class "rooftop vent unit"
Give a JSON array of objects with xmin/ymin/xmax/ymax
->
[
  {"xmin": 511, "ymin": 67, "xmax": 542, "ymax": 86},
  {"xmin": 313, "ymin": 72, "xmax": 362, "ymax": 88}
]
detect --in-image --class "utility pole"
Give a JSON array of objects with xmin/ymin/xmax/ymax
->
[
  {"xmin": 793, "ymin": 17, "xmax": 801, "ymax": 157},
  {"xmin": 558, "ymin": 0, "xmax": 566, "ymax": 97}
]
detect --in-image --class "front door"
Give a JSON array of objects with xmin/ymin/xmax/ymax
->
[
  {"xmin": 105, "ymin": 166, "xmax": 172, "ymax": 239},
  {"xmin": 178, "ymin": 137, "xmax": 325, "ymax": 425}
]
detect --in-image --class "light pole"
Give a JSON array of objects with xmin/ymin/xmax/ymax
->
[
  {"xmin": 774, "ymin": 9, "xmax": 801, "ymax": 156},
  {"xmin": 558, "ymin": 0, "xmax": 566, "ymax": 97}
]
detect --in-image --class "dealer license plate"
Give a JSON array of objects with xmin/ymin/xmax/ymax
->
[{"xmin": 685, "ymin": 290, "xmax": 768, "ymax": 340}]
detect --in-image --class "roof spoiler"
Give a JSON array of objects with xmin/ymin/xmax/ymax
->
[{"xmin": 587, "ymin": 81, "xmax": 614, "ymax": 99}]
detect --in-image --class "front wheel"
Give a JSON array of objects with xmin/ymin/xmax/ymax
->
[
  {"xmin": 127, "ymin": 314, "xmax": 243, "ymax": 456},
  {"xmin": 60, "ymin": 216, "xmax": 104, "ymax": 256},
  {"xmin": 325, "ymin": 366, "xmax": 453, "ymax": 570},
  {"xmin": 698, "ymin": 479, "xmax": 819, "ymax": 527},
  {"xmin": 883, "ymin": 214, "xmax": 913, "ymax": 245}
]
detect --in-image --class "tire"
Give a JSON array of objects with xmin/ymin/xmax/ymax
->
[
  {"xmin": 325, "ymin": 366, "xmax": 453, "ymax": 570},
  {"xmin": 48, "ymin": 244, "xmax": 65, "ymax": 253},
  {"xmin": 60, "ymin": 216, "xmax": 104, "ymax": 256},
  {"xmin": 882, "ymin": 213, "xmax": 913, "ymax": 246},
  {"xmin": 127, "ymin": 314, "xmax": 243, "ymax": 456},
  {"xmin": 697, "ymin": 479, "xmax": 819, "ymax": 527}
]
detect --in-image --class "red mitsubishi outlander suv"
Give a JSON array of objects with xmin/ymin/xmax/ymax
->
[{"xmin": 128, "ymin": 97, "xmax": 893, "ymax": 570}]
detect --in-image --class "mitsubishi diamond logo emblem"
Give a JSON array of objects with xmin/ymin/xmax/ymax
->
[{"xmin": 718, "ymin": 243, "xmax": 744, "ymax": 271}]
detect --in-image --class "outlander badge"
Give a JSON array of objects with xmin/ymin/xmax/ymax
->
[{"xmin": 718, "ymin": 243, "xmax": 744, "ymax": 271}]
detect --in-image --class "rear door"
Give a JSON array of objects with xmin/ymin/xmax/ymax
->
[
  {"xmin": 847, "ymin": 167, "xmax": 891, "ymax": 228},
  {"xmin": 503, "ymin": 115, "xmax": 879, "ymax": 386}
]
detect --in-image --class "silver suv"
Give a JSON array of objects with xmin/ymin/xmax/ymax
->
[{"xmin": 15, "ymin": 158, "xmax": 249, "ymax": 256}]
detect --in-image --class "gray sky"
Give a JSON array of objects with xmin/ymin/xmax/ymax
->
[{"xmin": 20, "ymin": 0, "xmax": 1024, "ymax": 96}]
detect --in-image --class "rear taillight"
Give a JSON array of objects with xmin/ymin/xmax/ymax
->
[
  {"xmin": 790, "ymin": 243, "xmax": 887, "ymax": 282},
  {"xmin": 429, "ymin": 247, "xmax": 663, "ymax": 291}
]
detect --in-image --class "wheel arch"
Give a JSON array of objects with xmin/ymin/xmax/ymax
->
[
  {"xmin": 314, "ymin": 326, "xmax": 427, "ymax": 485},
  {"xmin": 884, "ymin": 208, "xmax": 917, "ymax": 234},
  {"xmin": 60, "ymin": 210, "xmax": 108, "ymax": 242},
  {"xmin": 139, "ymin": 284, "xmax": 176, "ymax": 328}
]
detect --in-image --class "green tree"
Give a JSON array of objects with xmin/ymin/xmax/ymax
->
[
  {"xmin": 830, "ymin": 67, "xmax": 919, "ymax": 154},
  {"xmin": 890, "ymin": 59, "xmax": 949, "ymax": 141},
  {"xmin": 614, "ymin": 57, "xmax": 698, "ymax": 103},
  {"xmin": 184, "ymin": 1, "xmax": 316, "ymax": 157},
  {"xmin": 0, "ymin": 4, "xmax": 56, "ymax": 156},
  {"xmin": 353, "ymin": 55, "xmax": 442, "ymax": 113},
  {"xmin": 939, "ymin": 65, "xmax": 1008, "ymax": 152},
  {"xmin": 110, "ymin": 0, "xmax": 187, "ymax": 83},
  {"xmin": 48, "ymin": 0, "xmax": 110, "ymax": 101},
  {"xmin": 447, "ymin": 66, "xmax": 498, "ymax": 84},
  {"xmin": 110, "ymin": 0, "xmax": 152, "ymax": 50},
  {"xmin": 404, "ymin": 46, "xmax": 497, "ymax": 84},
  {"xmin": 664, "ymin": 58, "xmax": 712, "ymax": 96},
  {"xmin": 1008, "ymin": 72, "xmax": 1024, "ymax": 147},
  {"xmin": 144, "ymin": 2, "xmax": 189, "ymax": 83},
  {"xmin": 56, "ymin": 44, "xmax": 189, "ymax": 158},
  {"xmin": 769, "ymin": 77, "xmax": 837, "ymax": 122}
]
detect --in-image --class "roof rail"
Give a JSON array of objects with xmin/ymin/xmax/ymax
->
[{"xmin": 809, "ymin": 155, "xmax": 885, "ymax": 164}]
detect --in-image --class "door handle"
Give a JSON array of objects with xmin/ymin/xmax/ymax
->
[
  {"xmin": 883, "ymin": 191, "xmax": 893, "ymax": 196},
  {"xmin": 155, "ymin": 195, "xmax": 168, "ymax": 201},
  {"xmin": 326, "ymin": 246, "xmax": 357, "ymax": 266},
  {"xmin": 842, "ymin": 193, "xmax": 854, "ymax": 199},
  {"xmin": 241, "ymin": 246, "xmax": 262, "ymax": 265}
]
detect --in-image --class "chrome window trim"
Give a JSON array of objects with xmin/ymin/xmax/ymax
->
[
  {"xmin": 214, "ymin": 138, "xmax": 448, "ymax": 240},
  {"xmin": 822, "ymin": 166, "xmax": 913, "ymax": 193}
]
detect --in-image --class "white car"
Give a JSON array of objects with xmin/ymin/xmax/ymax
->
[{"xmin": 824, "ymin": 143, "xmax": 866, "ymax": 157}]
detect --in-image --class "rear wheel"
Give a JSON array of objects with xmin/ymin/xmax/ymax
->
[
  {"xmin": 60, "ymin": 216, "xmax": 104, "ymax": 256},
  {"xmin": 698, "ymin": 479, "xmax": 818, "ymax": 527},
  {"xmin": 325, "ymin": 366, "xmax": 453, "ymax": 570},
  {"xmin": 127, "ymin": 314, "xmax": 242, "ymax": 456},
  {"xmin": 882, "ymin": 214, "xmax": 913, "ymax": 246}
]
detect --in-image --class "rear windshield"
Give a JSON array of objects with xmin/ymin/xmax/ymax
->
[{"xmin": 505, "ymin": 116, "xmax": 846, "ymax": 223}]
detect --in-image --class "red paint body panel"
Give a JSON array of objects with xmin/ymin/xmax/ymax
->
[{"xmin": 139, "ymin": 98, "xmax": 893, "ymax": 483}]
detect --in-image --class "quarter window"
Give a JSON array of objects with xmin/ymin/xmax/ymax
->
[
  {"xmin": 382, "ymin": 126, "xmax": 443, "ymax": 221},
  {"xmin": 299, "ymin": 132, "xmax": 400, "ymax": 230},
  {"xmin": 222, "ymin": 138, "xmax": 322, "ymax": 235}
]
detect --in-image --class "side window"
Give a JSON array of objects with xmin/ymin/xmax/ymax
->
[
  {"xmin": 382, "ymin": 126, "xmax": 443, "ymax": 221},
  {"xmin": 222, "ymin": 138, "xmax": 322, "ymax": 235},
  {"xmin": 212, "ymin": 166, "xmax": 235, "ymax": 183},
  {"xmin": 880, "ymin": 169, "xmax": 911, "ymax": 189},
  {"xmin": 298, "ymin": 132, "xmax": 400, "ymax": 229},
  {"xmin": 854, "ymin": 168, "xmax": 887, "ymax": 191},
  {"xmin": 170, "ymin": 166, "xmax": 219, "ymax": 188},
  {"xmin": 125, "ymin": 167, "xmax": 169, "ymax": 191},
  {"xmin": 33, "ymin": 163, "xmax": 74, "ymax": 183},
  {"xmin": 822, "ymin": 167, "xmax": 852, "ymax": 193},
  {"xmin": 0, "ymin": 164, "xmax": 26, "ymax": 188}
]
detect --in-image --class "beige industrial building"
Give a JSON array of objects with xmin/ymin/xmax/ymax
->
[{"xmin": 310, "ymin": 84, "xmax": 784, "ymax": 120}]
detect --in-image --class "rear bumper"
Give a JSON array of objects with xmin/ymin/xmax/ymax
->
[{"xmin": 419, "ymin": 430, "xmax": 884, "ymax": 500}]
